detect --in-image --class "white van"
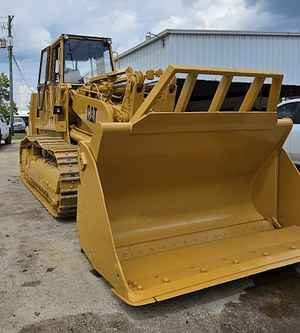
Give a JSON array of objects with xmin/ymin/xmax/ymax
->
[
  {"xmin": 277, "ymin": 98, "xmax": 300, "ymax": 166},
  {"xmin": 0, "ymin": 114, "xmax": 11, "ymax": 145}
]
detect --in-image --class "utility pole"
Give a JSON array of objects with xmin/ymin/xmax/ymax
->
[{"xmin": 7, "ymin": 15, "xmax": 14, "ymax": 136}]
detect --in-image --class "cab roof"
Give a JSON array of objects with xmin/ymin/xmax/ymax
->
[{"xmin": 52, "ymin": 34, "xmax": 112, "ymax": 46}]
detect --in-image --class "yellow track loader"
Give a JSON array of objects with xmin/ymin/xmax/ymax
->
[{"xmin": 21, "ymin": 34, "xmax": 300, "ymax": 306}]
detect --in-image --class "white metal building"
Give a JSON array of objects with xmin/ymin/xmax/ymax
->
[{"xmin": 117, "ymin": 29, "xmax": 300, "ymax": 86}]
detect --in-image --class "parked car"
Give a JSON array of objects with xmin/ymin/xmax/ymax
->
[
  {"xmin": 13, "ymin": 116, "xmax": 26, "ymax": 132},
  {"xmin": 277, "ymin": 98, "xmax": 300, "ymax": 166},
  {"xmin": 0, "ymin": 114, "xmax": 11, "ymax": 145}
]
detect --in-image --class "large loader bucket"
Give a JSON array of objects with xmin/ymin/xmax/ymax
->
[{"xmin": 77, "ymin": 66, "xmax": 300, "ymax": 305}]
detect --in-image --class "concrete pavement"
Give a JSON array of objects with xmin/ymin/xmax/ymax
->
[{"xmin": 1, "ymin": 142, "xmax": 300, "ymax": 332}]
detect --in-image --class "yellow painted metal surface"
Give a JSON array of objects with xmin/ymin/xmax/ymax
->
[
  {"xmin": 78, "ymin": 110, "xmax": 300, "ymax": 305},
  {"xmin": 20, "ymin": 34, "xmax": 300, "ymax": 306},
  {"xmin": 208, "ymin": 75, "xmax": 233, "ymax": 112},
  {"xmin": 20, "ymin": 137, "xmax": 79, "ymax": 217}
]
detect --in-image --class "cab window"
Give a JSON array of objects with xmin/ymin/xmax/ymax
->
[
  {"xmin": 278, "ymin": 102, "xmax": 300, "ymax": 124},
  {"xmin": 64, "ymin": 38, "xmax": 112, "ymax": 84},
  {"xmin": 38, "ymin": 49, "xmax": 49, "ymax": 85},
  {"xmin": 53, "ymin": 46, "xmax": 61, "ymax": 83}
]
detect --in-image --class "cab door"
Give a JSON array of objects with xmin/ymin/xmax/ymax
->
[
  {"xmin": 48, "ymin": 42, "xmax": 63, "ymax": 113},
  {"xmin": 37, "ymin": 47, "xmax": 49, "ymax": 114}
]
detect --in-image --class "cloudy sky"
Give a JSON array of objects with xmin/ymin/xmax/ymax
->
[{"xmin": 0, "ymin": 0, "xmax": 299, "ymax": 110}]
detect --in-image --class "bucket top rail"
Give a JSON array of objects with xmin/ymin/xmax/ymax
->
[{"xmin": 131, "ymin": 65, "xmax": 283, "ymax": 122}]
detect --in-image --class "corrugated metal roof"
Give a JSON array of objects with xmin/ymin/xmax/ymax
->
[{"xmin": 118, "ymin": 29, "xmax": 300, "ymax": 59}]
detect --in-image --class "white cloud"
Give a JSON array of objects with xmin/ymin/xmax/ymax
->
[
  {"xmin": 154, "ymin": 15, "xmax": 190, "ymax": 31},
  {"xmin": 153, "ymin": 0, "xmax": 272, "ymax": 32},
  {"xmin": 194, "ymin": 0, "xmax": 272, "ymax": 30}
]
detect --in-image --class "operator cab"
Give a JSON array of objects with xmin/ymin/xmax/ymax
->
[
  {"xmin": 38, "ymin": 34, "xmax": 114, "ymax": 87},
  {"xmin": 36, "ymin": 34, "xmax": 114, "ymax": 112}
]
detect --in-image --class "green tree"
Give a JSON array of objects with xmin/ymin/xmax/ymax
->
[{"xmin": 0, "ymin": 73, "xmax": 16, "ymax": 120}]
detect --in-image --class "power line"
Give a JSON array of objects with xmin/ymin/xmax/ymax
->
[{"xmin": 12, "ymin": 54, "xmax": 34, "ymax": 92}]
